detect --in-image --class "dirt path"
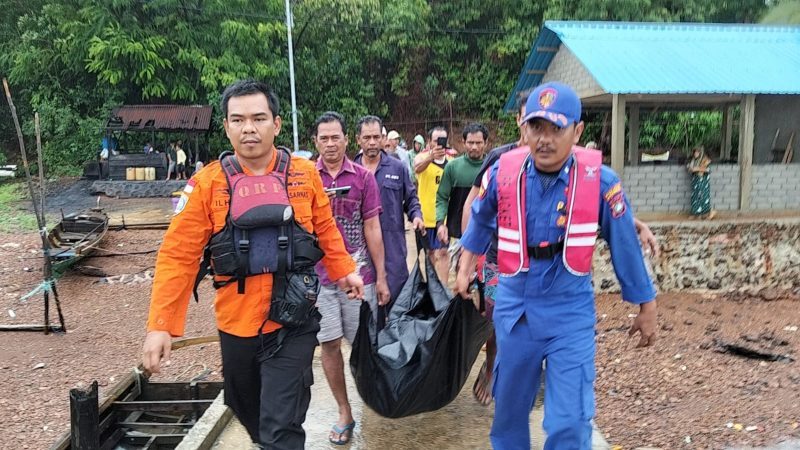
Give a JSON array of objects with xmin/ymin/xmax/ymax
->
[{"xmin": 595, "ymin": 292, "xmax": 800, "ymax": 448}]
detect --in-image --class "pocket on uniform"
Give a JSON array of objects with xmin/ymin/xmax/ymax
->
[
  {"xmin": 208, "ymin": 228, "xmax": 238, "ymax": 275},
  {"xmin": 292, "ymin": 366, "xmax": 314, "ymax": 426},
  {"xmin": 269, "ymin": 269, "xmax": 319, "ymax": 328},
  {"xmin": 580, "ymin": 363, "xmax": 596, "ymax": 421},
  {"xmin": 384, "ymin": 179, "xmax": 402, "ymax": 191}
]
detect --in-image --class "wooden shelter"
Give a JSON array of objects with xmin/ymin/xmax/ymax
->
[
  {"xmin": 507, "ymin": 21, "xmax": 800, "ymax": 212},
  {"xmin": 87, "ymin": 105, "xmax": 213, "ymax": 180}
]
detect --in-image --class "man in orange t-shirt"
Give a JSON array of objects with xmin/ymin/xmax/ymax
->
[{"xmin": 141, "ymin": 79, "xmax": 364, "ymax": 448}]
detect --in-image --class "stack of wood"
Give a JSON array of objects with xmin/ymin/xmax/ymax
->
[
  {"xmin": 783, "ymin": 131, "xmax": 794, "ymax": 164},
  {"xmin": 771, "ymin": 129, "xmax": 795, "ymax": 164}
]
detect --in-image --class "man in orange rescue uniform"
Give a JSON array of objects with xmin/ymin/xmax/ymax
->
[{"xmin": 142, "ymin": 79, "xmax": 364, "ymax": 449}]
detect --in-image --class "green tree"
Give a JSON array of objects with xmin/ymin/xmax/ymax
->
[
  {"xmin": 3, "ymin": 0, "xmax": 290, "ymax": 173},
  {"xmin": 0, "ymin": 0, "xmax": 773, "ymax": 172}
]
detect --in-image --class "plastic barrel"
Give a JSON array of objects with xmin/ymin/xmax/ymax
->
[
  {"xmin": 126, "ymin": 167, "xmax": 135, "ymax": 181},
  {"xmin": 135, "ymin": 167, "xmax": 145, "ymax": 181},
  {"xmin": 145, "ymin": 167, "xmax": 155, "ymax": 181}
]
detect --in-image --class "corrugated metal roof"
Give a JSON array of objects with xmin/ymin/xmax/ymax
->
[
  {"xmin": 107, "ymin": 105, "xmax": 213, "ymax": 132},
  {"xmin": 505, "ymin": 21, "xmax": 800, "ymax": 110}
]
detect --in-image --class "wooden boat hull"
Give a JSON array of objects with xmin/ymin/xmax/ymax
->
[
  {"xmin": 50, "ymin": 337, "xmax": 224, "ymax": 450},
  {"xmin": 47, "ymin": 209, "xmax": 109, "ymax": 274}
]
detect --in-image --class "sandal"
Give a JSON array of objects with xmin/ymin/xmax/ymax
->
[
  {"xmin": 329, "ymin": 421, "xmax": 356, "ymax": 445},
  {"xmin": 472, "ymin": 361, "xmax": 493, "ymax": 406}
]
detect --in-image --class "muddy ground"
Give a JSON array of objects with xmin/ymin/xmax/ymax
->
[{"xmin": 0, "ymin": 193, "xmax": 799, "ymax": 449}]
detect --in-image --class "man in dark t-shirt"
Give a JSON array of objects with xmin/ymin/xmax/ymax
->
[{"xmin": 458, "ymin": 93, "xmax": 529, "ymax": 405}]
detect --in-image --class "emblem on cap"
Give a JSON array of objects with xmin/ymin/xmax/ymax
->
[{"xmin": 538, "ymin": 88, "xmax": 558, "ymax": 109}]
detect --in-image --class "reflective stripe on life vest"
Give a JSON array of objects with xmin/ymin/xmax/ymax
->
[
  {"xmin": 561, "ymin": 148, "xmax": 602, "ymax": 275},
  {"xmin": 496, "ymin": 147, "xmax": 532, "ymax": 276},
  {"xmin": 496, "ymin": 146, "xmax": 601, "ymax": 277}
]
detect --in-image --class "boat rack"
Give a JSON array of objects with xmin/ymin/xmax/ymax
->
[{"xmin": 50, "ymin": 337, "xmax": 229, "ymax": 450}]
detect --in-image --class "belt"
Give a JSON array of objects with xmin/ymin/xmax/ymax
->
[{"xmin": 527, "ymin": 241, "xmax": 564, "ymax": 259}]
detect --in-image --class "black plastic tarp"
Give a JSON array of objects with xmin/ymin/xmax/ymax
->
[{"xmin": 349, "ymin": 254, "xmax": 493, "ymax": 418}]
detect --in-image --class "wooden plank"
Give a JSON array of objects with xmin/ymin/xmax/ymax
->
[
  {"xmin": 139, "ymin": 381, "xmax": 223, "ymax": 402},
  {"xmin": 99, "ymin": 428, "xmax": 125, "ymax": 450},
  {"xmin": 526, "ymin": 69, "xmax": 546, "ymax": 75},
  {"xmin": 721, "ymin": 106, "xmax": 734, "ymax": 160},
  {"xmin": 97, "ymin": 370, "xmax": 141, "ymax": 415},
  {"xmin": 782, "ymin": 132, "xmax": 794, "ymax": 164},
  {"xmin": 0, "ymin": 324, "xmax": 65, "ymax": 332},
  {"xmin": 771, "ymin": 128, "xmax": 781, "ymax": 150},
  {"xmin": 112, "ymin": 399, "xmax": 214, "ymax": 413},
  {"xmin": 611, "ymin": 94, "xmax": 626, "ymax": 175},
  {"xmin": 117, "ymin": 422, "xmax": 193, "ymax": 429},
  {"xmin": 536, "ymin": 46, "xmax": 559, "ymax": 52},
  {"xmin": 97, "ymin": 408, "xmax": 118, "ymax": 437},
  {"xmin": 122, "ymin": 434, "xmax": 186, "ymax": 446},
  {"xmin": 175, "ymin": 392, "xmax": 233, "ymax": 450},
  {"xmin": 738, "ymin": 94, "xmax": 756, "ymax": 210},
  {"xmin": 628, "ymin": 104, "xmax": 640, "ymax": 166}
]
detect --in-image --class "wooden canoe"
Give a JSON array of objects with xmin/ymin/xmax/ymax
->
[{"xmin": 47, "ymin": 209, "xmax": 109, "ymax": 275}]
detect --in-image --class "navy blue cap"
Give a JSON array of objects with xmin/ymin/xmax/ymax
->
[{"xmin": 522, "ymin": 82, "xmax": 582, "ymax": 127}]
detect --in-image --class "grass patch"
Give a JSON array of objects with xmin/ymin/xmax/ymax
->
[{"xmin": 0, "ymin": 182, "xmax": 42, "ymax": 233}]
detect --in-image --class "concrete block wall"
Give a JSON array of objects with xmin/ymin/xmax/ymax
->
[
  {"xmin": 750, "ymin": 164, "xmax": 800, "ymax": 210},
  {"xmin": 542, "ymin": 47, "xmax": 605, "ymax": 99},
  {"xmin": 622, "ymin": 165, "xmax": 689, "ymax": 213},
  {"xmin": 622, "ymin": 164, "xmax": 740, "ymax": 213},
  {"xmin": 710, "ymin": 164, "xmax": 740, "ymax": 211}
]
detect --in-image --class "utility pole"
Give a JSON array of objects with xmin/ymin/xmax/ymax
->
[{"xmin": 285, "ymin": 0, "xmax": 299, "ymax": 152}]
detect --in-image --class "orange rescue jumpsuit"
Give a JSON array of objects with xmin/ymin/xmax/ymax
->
[{"xmin": 147, "ymin": 149, "xmax": 355, "ymax": 338}]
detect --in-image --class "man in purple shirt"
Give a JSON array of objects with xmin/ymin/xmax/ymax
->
[
  {"xmin": 354, "ymin": 115, "xmax": 425, "ymax": 301},
  {"xmin": 313, "ymin": 111, "xmax": 388, "ymax": 445}
]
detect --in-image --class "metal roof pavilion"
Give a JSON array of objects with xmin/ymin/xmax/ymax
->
[
  {"xmin": 106, "ymin": 105, "xmax": 213, "ymax": 133},
  {"xmin": 505, "ymin": 21, "xmax": 800, "ymax": 111}
]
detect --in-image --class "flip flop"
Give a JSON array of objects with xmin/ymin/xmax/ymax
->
[
  {"xmin": 329, "ymin": 421, "xmax": 356, "ymax": 445},
  {"xmin": 472, "ymin": 361, "xmax": 493, "ymax": 406}
]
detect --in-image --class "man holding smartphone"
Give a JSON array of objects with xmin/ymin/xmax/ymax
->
[
  {"xmin": 414, "ymin": 126, "xmax": 452, "ymax": 283},
  {"xmin": 313, "ymin": 111, "xmax": 389, "ymax": 445}
]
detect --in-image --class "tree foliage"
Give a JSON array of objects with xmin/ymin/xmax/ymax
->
[
  {"xmin": 762, "ymin": 0, "xmax": 800, "ymax": 24},
  {"xmin": 0, "ymin": 0, "xmax": 771, "ymax": 173}
]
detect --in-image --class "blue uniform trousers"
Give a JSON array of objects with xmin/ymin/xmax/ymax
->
[{"xmin": 491, "ymin": 315, "xmax": 596, "ymax": 450}]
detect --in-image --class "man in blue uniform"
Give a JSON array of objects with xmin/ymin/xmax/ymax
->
[
  {"xmin": 354, "ymin": 115, "xmax": 425, "ymax": 301},
  {"xmin": 456, "ymin": 82, "xmax": 657, "ymax": 450}
]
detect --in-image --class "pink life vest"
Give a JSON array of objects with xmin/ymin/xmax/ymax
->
[{"xmin": 496, "ymin": 146, "xmax": 602, "ymax": 277}]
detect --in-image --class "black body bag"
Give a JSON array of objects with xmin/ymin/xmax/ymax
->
[{"xmin": 349, "ymin": 245, "xmax": 493, "ymax": 418}]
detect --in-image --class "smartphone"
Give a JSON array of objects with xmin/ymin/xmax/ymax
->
[
  {"xmin": 325, "ymin": 186, "xmax": 352, "ymax": 196},
  {"xmin": 436, "ymin": 136, "xmax": 448, "ymax": 147}
]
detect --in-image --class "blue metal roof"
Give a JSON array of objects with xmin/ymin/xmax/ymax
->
[{"xmin": 504, "ymin": 21, "xmax": 800, "ymax": 111}]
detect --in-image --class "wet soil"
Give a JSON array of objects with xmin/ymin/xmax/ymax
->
[{"xmin": 595, "ymin": 293, "xmax": 800, "ymax": 449}]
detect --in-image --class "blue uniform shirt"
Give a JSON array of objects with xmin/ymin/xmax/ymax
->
[
  {"xmin": 461, "ymin": 155, "xmax": 656, "ymax": 337},
  {"xmin": 354, "ymin": 151, "xmax": 423, "ymax": 299}
]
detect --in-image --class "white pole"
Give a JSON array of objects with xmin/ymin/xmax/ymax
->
[{"xmin": 285, "ymin": 0, "xmax": 299, "ymax": 152}]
